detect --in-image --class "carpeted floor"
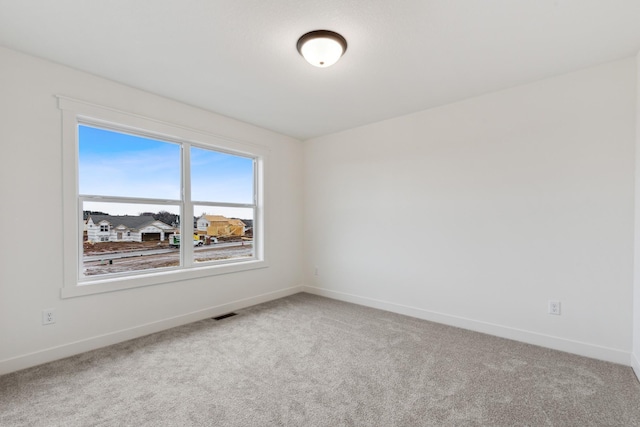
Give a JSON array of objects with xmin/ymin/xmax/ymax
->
[{"xmin": 1, "ymin": 293, "xmax": 639, "ymax": 426}]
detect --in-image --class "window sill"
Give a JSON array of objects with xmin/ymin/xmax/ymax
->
[{"xmin": 61, "ymin": 259, "xmax": 268, "ymax": 299}]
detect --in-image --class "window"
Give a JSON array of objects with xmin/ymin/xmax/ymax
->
[{"xmin": 59, "ymin": 97, "xmax": 267, "ymax": 298}]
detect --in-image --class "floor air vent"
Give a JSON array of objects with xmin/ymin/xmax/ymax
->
[{"xmin": 212, "ymin": 312, "xmax": 238, "ymax": 321}]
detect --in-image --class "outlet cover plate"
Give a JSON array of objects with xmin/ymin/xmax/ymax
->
[
  {"xmin": 42, "ymin": 309, "xmax": 56, "ymax": 325},
  {"xmin": 548, "ymin": 300, "xmax": 561, "ymax": 315}
]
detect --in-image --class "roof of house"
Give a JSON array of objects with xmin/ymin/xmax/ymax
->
[
  {"xmin": 88, "ymin": 215, "xmax": 170, "ymax": 231},
  {"xmin": 200, "ymin": 215, "xmax": 246, "ymax": 227},
  {"xmin": 201, "ymin": 215, "xmax": 232, "ymax": 223}
]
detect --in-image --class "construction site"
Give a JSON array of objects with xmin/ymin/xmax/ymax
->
[{"xmin": 82, "ymin": 238, "xmax": 253, "ymax": 276}]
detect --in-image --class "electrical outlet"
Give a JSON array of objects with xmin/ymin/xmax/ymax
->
[
  {"xmin": 42, "ymin": 309, "xmax": 56, "ymax": 325},
  {"xmin": 548, "ymin": 300, "xmax": 561, "ymax": 315}
]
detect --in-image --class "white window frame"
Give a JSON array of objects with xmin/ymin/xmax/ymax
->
[{"xmin": 59, "ymin": 96, "xmax": 268, "ymax": 298}]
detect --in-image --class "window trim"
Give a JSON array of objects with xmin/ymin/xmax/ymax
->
[{"xmin": 58, "ymin": 96, "xmax": 268, "ymax": 299}]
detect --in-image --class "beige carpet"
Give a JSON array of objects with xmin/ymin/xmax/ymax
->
[{"xmin": 1, "ymin": 293, "xmax": 639, "ymax": 426}]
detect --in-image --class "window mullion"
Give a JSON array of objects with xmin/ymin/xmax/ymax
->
[
  {"xmin": 80, "ymin": 195, "xmax": 181, "ymax": 206},
  {"xmin": 182, "ymin": 143, "xmax": 193, "ymax": 267},
  {"xmin": 192, "ymin": 204, "xmax": 255, "ymax": 208}
]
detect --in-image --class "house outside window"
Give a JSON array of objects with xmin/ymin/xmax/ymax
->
[{"xmin": 59, "ymin": 97, "xmax": 267, "ymax": 298}]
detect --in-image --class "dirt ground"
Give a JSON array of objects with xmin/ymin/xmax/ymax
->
[
  {"xmin": 82, "ymin": 242, "xmax": 253, "ymax": 276},
  {"xmin": 83, "ymin": 240, "xmax": 170, "ymax": 255},
  {"xmin": 83, "ymin": 237, "xmax": 245, "ymax": 255}
]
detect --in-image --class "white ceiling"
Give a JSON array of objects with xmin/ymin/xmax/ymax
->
[{"xmin": 1, "ymin": 1, "xmax": 639, "ymax": 140}]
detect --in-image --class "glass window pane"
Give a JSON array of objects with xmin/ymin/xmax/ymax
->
[
  {"xmin": 191, "ymin": 147, "xmax": 254, "ymax": 204},
  {"xmin": 82, "ymin": 201, "xmax": 180, "ymax": 277},
  {"xmin": 193, "ymin": 205, "xmax": 254, "ymax": 264},
  {"xmin": 79, "ymin": 125, "xmax": 181, "ymax": 199}
]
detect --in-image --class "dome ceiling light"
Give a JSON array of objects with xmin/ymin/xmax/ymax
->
[{"xmin": 296, "ymin": 30, "xmax": 347, "ymax": 68}]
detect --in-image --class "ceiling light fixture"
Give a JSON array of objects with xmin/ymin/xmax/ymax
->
[{"xmin": 296, "ymin": 30, "xmax": 347, "ymax": 68}]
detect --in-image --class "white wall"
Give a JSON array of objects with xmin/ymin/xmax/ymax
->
[
  {"xmin": 1, "ymin": 45, "xmax": 636, "ymax": 375},
  {"xmin": 303, "ymin": 58, "xmax": 637, "ymax": 364},
  {"xmin": 0, "ymin": 46, "xmax": 304, "ymax": 374},
  {"xmin": 633, "ymin": 51, "xmax": 640, "ymax": 379}
]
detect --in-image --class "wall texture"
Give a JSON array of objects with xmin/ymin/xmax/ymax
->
[
  {"xmin": 303, "ymin": 58, "xmax": 637, "ymax": 364},
  {"xmin": 1, "ymin": 45, "xmax": 637, "ymax": 374},
  {"xmin": 0, "ymin": 46, "xmax": 304, "ymax": 374}
]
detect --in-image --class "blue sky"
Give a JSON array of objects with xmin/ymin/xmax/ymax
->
[
  {"xmin": 191, "ymin": 146, "xmax": 253, "ymax": 204},
  {"xmin": 79, "ymin": 125, "xmax": 254, "ymax": 218}
]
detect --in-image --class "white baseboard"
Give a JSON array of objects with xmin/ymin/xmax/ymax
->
[
  {"xmin": 632, "ymin": 352, "xmax": 640, "ymax": 383},
  {"xmin": 303, "ymin": 286, "xmax": 631, "ymax": 366},
  {"xmin": 0, "ymin": 285, "xmax": 303, "ymax": 376}
]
